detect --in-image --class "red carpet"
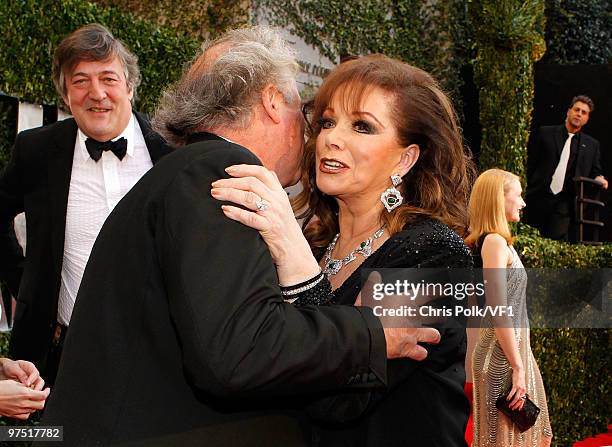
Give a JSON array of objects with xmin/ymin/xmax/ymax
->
[
  {"xmin": 573, "ymin": 425, "xmax": 612, "ymax": 447},
  {"xmin": 464, "ymin": 383, "xmax": 610, "ymax": 447},
  {"xmin": 464, "ymin": 382, "xmax": 473, "ymax": 446}
]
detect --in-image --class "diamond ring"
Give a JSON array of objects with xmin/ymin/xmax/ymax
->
[{"xmin": 255, "ymin": 198, "xmax": 270, "ymax": 212}]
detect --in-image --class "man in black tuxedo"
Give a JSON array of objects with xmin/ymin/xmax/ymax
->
[
  {"xmin": 526, "ymin": 95, "xmax": 608, "ymax": 241},
  {"xmin": 0, "ymin": 24, "xmax": 171, "ymax": 386},
  {"xmin": 40, "ymin": 26, "xmax": 440, "ymax": 446}
]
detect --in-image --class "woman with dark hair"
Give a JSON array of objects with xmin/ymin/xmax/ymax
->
[{"xmin": 212, "ymin": 54, "xmax": 475, "ymax": 445}]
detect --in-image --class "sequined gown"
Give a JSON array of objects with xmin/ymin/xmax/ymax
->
[
  {"xmin": 472, "ymin": 246, "xmax": 553, "ymax": 446},
  {"xmin": 310, "ymin": 218, "xmax": 471, "ymax": 447}
]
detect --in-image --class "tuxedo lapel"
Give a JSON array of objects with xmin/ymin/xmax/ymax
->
[
  {"xmin": 574, "ymin": 134, "xmax": 592, "ymax": 177},
  {"xmin": 45, "ymin": 114, "xmax": 168, "ymax": 270},
  {"xmin": 553, "ymin": 124, "xmax": 566, "ymax": 158},
  {"xmin": 135, "ymin": 112, "xmax": 172, "ymax": 163},
  {"xmin": 47, "ymin": 119, "xmax": 78, "ymax": 287}
]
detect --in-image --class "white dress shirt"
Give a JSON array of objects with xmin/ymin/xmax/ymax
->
[{"xmin": 57, "ymin": 114, "xmax": 153, "ymax": 326}]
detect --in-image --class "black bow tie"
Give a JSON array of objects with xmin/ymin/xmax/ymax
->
[{"xmin": 85, "ymin": 137, "xmax": 128, "ymax": 162}]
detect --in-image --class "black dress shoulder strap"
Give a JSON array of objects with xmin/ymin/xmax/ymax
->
[{"xmin": 472, "ymin": 232, "xmax": 492, "ymax": 269}]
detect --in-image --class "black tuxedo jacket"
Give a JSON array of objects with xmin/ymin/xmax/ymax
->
[
  {"xmin": 40, "ymin": 133, "xmax": 386, "ymax": 446},
  {"xmin": 0, "ymin": 112, "xmax": 171, "ymax": 369},
  {"xmin": 526, "ymin": 124, "xmax": 602, "ymax": 198}
]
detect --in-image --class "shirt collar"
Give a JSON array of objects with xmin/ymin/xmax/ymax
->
[
  {"xmin": 185, "ymin": 131, "xmax": 235, "ymax": 145},
  {"xmin": 78, "ymin": 114, "xmax": 135, "ymax": 160},
  {"xmin": 218, "ymin": 134, "xmax": 235, "ymax": 144}
]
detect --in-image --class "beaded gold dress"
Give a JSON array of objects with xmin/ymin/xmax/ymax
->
[{"xmin": 472, "ymin": 246, "xmax": 553, "ymax": 446}]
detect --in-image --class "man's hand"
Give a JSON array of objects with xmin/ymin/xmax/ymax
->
[
  {"xmin": 0, "ymin": 358, "xmax": 45, "ymax": 390},
  {"xmin": 383, "ymin": 327, "xmax": 440, "ymax": 360},
  {"xmin": 357, "ymin": 271, "xmax": 442, "ymax": 361},
  {"xmin": 594, "ymin": 175, "xmax": 608, "ymax": 189}
]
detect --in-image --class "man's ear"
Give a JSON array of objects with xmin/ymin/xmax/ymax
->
[
  {"xmin": 261, "ymin": 84, "xmax": 283, "ymax": 124},
  {"xmin": 395, "ymin": 144, "xmax": 420, "ymax": 177},
  {"xmin": 62, "ymin": 94, "xmax": 72, "ymax": 111}
]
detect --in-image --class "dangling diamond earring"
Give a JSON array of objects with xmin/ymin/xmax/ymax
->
[{"xmin": 380, "ymin": 174, "xmax": 403, "ymax": 213}]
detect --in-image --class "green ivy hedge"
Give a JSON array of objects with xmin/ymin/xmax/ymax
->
[
  {"xmin": 542, "ymin": 0, "xmax": 612, "ymax": 64},
  {"xmin": 515, "ymin": 223, "xmax": 612, "ymax": 268},
  {"xmin": 256, "ymin": 0, "xmax": 470, "ymax": 113},
  {"xmin": 469, "ymin": 0, "xmax": 546, "ymax": 181},
  {"xmin": 528, "ymin": 328, "xmax": 610, "ymax": 446},
  {"xmin": 92, "ymin": 0, "xmax": 249, "ymax": 40}
]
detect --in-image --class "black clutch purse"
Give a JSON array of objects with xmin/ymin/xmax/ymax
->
[{"xmin": 495, "ymin": 388, "xmax": 541, "ymax": 433}]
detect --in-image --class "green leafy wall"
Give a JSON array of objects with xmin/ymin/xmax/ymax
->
[
  {"xmin": 469, "ymin": 0, "xmax": 546, "ymax": 180},
  {"xmin": 542, "ymin": 0, "xmax": 612, "ymax": 64},
  {"xmin": 256, "ymin": 0, "xmax": 471, "ymax": 111},
  {"xmin": 92, "ymin": 0, "xmax": 250, "ymax": 40}
]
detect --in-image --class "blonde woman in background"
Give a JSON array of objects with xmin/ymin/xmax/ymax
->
[{"xmin": 466, "ymin": 169, "xmax": 552, "ymax": 446}]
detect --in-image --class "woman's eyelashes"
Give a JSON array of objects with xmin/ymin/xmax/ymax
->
[
  {"xmin": 319, "ymin": 117, "xmax": 335, "ymax": 129},
  {"xmin": 353, "ymin": 119, "xmax": 375, "ymax": 134},
  {"xmin": 318, "ymin": 116, "xmax": 376, "ymax": 134}
]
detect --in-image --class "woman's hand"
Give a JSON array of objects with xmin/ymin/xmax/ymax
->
[
  {"xmin": 480, "ymin": 235, "xmax": 527, "ymax": 411},
  {"xmin": 507, "ymin": 366, "xmax": 527, "ymax": 411},
  {"xmin": 0, "ymin": 380, "xmax": 50, "ymax": 419},
  {"xmin": 0, "ymin": 358, "xmax": 45, "ymax": 390},
  {"xmin": 211, "ymin": 164, "xmax": 320, "ymax": 285}
]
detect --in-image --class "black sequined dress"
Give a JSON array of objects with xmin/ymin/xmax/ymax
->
[{"xmin": 308, "ymin": 218, "xmax": 472, "ymax": 447}]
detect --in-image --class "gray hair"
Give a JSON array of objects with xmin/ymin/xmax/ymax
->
[
  {"xmin": 52, "ymin": 23, "xmax": 141, "ymax": 105},
  {"xmin": 152, "ymin": 26, "xmax": 300, "ymax": 146}
]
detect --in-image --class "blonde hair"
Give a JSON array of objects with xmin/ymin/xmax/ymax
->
[{"xmin": 465, "ymin": 169, "xmax": 520, "ymax": 248}]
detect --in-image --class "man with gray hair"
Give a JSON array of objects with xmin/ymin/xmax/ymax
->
[
  {"xmin": 0, "ymin": 23, "xmax": 170, "ymax": 387},
  {"xmin": 41, "ymin": 26, "xmax": 438, "ymax": 446}
]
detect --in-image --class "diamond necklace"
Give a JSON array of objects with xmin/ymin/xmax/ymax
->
[{"xmin": 323, "ymin": 226, "xmax": 386, "ymax": 277}]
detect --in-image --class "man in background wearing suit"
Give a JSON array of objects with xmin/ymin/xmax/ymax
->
[
  {"xmin": 41, "ymin": 26, "xmax": 440, "ymax": 446},
  {"xmin": 526, "ymin": 95, "xmax": 607, "ymax": 241},
  {"xmin": 0, "ymin": 23, "xmax": 171, "ymax": 386}
]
